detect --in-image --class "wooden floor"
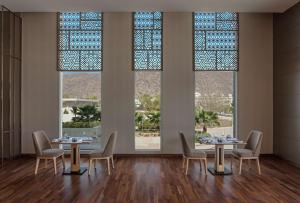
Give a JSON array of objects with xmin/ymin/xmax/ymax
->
[{"xmin": 0, "ymin": 157, "xmax": 299, "ymax": 203}]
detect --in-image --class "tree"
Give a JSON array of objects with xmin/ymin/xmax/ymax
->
[
  {"xmin": 138, "ymin": 94, "xmax": 160, "ymax": 111},
  {"xmin": 195, "ymin": 108, "xmax": 220, "ymax": 133},
  {"xmin": 72, "ymin": 105, "xmax": 101, "ymax": 122},
  {"xmin": 71, "ymin": 106, "xmax": 79, "ymax": 119}
]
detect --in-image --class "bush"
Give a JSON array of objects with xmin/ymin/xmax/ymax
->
[
  {"xmin": 195, "ymin": 131, "xmax": 212, "ymax": 143},
  {"xmin": 63, "ymin": 121, "xmax": 100, "ymax": 128}
]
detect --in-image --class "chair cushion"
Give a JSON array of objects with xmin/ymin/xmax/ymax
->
[
  {"xmin": 42, "ymin": 149, "xmax": 64, "ymax": 157},
  {"xmin": 88, "ymin": 149, "xmax": 105, "ymax": 158},
  {"xmin": 232, "ymin": 149, "xmax": 254, "ymax": 157},
  {"xmin": 189, "ymin": 149, "xmax": 206, "ymax": 158}
]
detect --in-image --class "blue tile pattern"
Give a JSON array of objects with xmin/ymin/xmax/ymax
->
[
  {"xmin": 58, "ymin": 12, "xmax": 102, "ymax": 71},
  {"xmin": 194, "ymin": 12, "xmax": 238, "ymax": 71},
  {"xmin": 133, "ymin": 12, "xmax": 162, "ymax": 70}
]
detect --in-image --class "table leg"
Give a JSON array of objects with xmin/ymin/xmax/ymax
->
[
  {"xmin": 215, "ymin": 144, "xmax": 225, "ymax": 173},
  {"xmin": 63, "ymin": 143, "xmax": 87, "ymax": 175},
  {"xmin": 71, "ymin": 144, "xmax": 80, "ymax": 172},
  {"xmin": 208, "ymin": 144, "xmax": 232, "ymax": 175}
]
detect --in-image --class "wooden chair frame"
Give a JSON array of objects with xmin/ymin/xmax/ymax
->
[
  {"xmin": 35, "ymin": 154, "xmax": 65, "ymax": 175},
  {"xmin": 88, "ymin": 155, "xmax": 114, "ymax": 175},
  {"xmin": 182, "ymin": 155, "xmax": 207, "ymax": 175},
  {"xmin": 232, "ymin": 154, "xmax": 261, "ymax": 175}
]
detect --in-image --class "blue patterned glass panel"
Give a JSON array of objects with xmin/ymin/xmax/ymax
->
[
  {"xmin": 206, "ymin": 31, "xmax": 237, "ymax": 50},
  {"xmin": 133, "ymin": 12, "xmax": 162, "ymax": 70},
  {"xmin": 195, "ymin": 51, "xmax": 216, "ymax": 70},
  {"xmin": 58, "ymin": 12, "xmax": 102, "ymax": 71},
  {"xmin": 217, "ymin": 51, "xmax": 238, "ymax": 70},
  {"xmin": 194, "ymin": 12, "xmax": 238, "ymax": 71}
]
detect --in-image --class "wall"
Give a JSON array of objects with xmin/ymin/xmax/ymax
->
[
  {"xmin": 22, "ymin": 13, "xmax": 59, "ymax": 153},
  {"xmin": 274, "ymin": 3, "xmax": 300, "ymax": 165},
  {"xmin": 238, "ymin": 13, "xmax": 273, "ymax": 154},
  {"xmin": 21, "ymin": 12, "xmax": 273, "ymax": 154},
  {"xmin": 162, "ymin": 13, "xmax": 194, "ymax": 153},
  {"xmin": 102, "ymin": 13, "xmax": 135, "ymax": 154}
]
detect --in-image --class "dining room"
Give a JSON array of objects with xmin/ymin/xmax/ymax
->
[{"xmin": 0, "ymin": 0, "xmax": 300, "ymax": 202}]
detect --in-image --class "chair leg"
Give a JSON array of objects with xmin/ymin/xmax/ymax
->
[
  {"xmin": 53, "ymin": 158, "xmax": 57, "ymax": 175},
  {"xmin": 182, "ymin": 157, "xmax": 185, "ymax": 168},
  {"xmin": 45, "ymin": 159, "xmax": 47, "ymax": 168},
  {"xmin": 231, "ymin": 155, "xmax": 233, "ymax": 171},
  {"xmin": 88, "ymin": 159, "xmax": 92, "ymax": 175},
  {"xmin": 248, "ymin": 159, "xmax": 251, "ymax": 169},
  {"xmin": 107, "ymin": 158, "xmax": 111, "ymax": 175},
  {"xmin": 185, "ymin": 159, "xmax": 189, "ymax": 175},
  {"xmin": 199, "ymin": 160, "xmax": 202, "ymax": 171},
  {"xmin": 111, "ymin": 157, "xmax": 115, "ymax": 169},
  {"xmin": 61, "ymin": 155, "xmax": 65, "ymax": 169},
  {"xmin": 35, "ymin": 158, "xmax": 40, "ymax": 175},
  {"xmin": 256, "ymin": 158, "xmax": 261, "ymax": 175},
  {"xmin": 239, "ymin": 158, "xmax": 243, "ymax": 175},
  {"xmin": 203, "ymin": 159, "xmax": 208, "ymax": 175}
]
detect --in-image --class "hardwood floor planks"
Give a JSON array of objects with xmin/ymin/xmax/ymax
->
[{"xmin": 0, "ymin": 157, "xmax": 299, "ymax": 202}]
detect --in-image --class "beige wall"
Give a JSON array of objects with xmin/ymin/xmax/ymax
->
[
  {"xmin": 102, "ymin": 13, "xmax": 135, "ymax": 154},
  {"xmin": 21, "ymin": 12, "xmax": 273, "ymax": 154},
  {"xmin": 162, "ymin": 13, "xmax": 194, "ymax": 153},
  {"xmin": 274, "ymin": 3, "xmax": 300, "ymax": 165},
  {"xmin": 238, "ymin": 13, "xmax": 273, "ymax": 154},
  {"xmin": 22, "ymin": 13, "xmax": 59, "ymax": 153}
]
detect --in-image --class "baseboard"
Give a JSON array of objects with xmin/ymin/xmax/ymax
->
[
  {"xmin": 272, "ymin": 154, "xmax": 300, "ymax": 168},
  {"xmin": 19, "ymin": 153, "xmax": 278, "ymax": 159}
]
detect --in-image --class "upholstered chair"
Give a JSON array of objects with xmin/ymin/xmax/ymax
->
[
  {"xmin": 232, "ymin": 130, "xmax": 263, "ymax": 175},
  {"xmin": 179, "ymin": 132, "xmax": 207, "ymax": 175},
  {"xmin": 32, "ymin": 131, "xmax": 65, "ymax": 175},
  {"xmin": 88, "ymin": 131, "xmax": 118, "ymax": 175}
]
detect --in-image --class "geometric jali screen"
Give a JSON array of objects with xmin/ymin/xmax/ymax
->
[
  {"xmin": 194, "ymin": 12, "xmax": 239, "ymax": 71},
  {"xmin": 58, "ymin": 12, "xmax": 102, "ymax": 71},
  {"xmin": 133, "ymin": 11, "xmax": 162, "ymax": 71}
]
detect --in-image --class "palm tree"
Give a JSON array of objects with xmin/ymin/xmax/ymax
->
[{"xmin": 195, "ymin": 108, "xmax": 220, "ymax": 133}]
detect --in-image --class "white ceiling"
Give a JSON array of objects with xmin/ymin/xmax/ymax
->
[{"xmin": 1, "ymin": 0, "xmax": 299, "ymax": 13}]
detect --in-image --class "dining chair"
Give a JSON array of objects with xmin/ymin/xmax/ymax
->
[
  {"xmin": 32, "ymin": 130, "xmax": 65, "ymax": 175},
  {"xmin": 179, "ymin": 132, "xmax": 207, "ymax": 175},
  {"xmin": 231, "ymin": 130, "xmax": 263, "ymax": 175},
  {"xmin": 88, "ymin": 131, "xmax": 118, "ymax": 175}
]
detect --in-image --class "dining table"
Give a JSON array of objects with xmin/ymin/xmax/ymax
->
[
  {"xmin": 52, "ymin": 137, "xmax": 94, "ymax": 175},
  {"xmin": 201, "ymin": 137, "xmax": 247, "ymax": 175}
]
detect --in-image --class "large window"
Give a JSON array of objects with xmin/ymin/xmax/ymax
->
[
  {"xmin": 195, "ymin": 72, "xmax": 235, "ymax": 150},
  {"xmin": 58, "ymin": 12, "xmax": 102, "ymax": 150},
  {"xmin": 61, "ymin": 72, "xmax": 101, "ymax": 150},
  {"xmin": 133, "ymin": 12, "xmax": 162, "ymax": 150},
  {"xmin": 194, "ymin": 12, "xmax": 238, "ymax": 149}
]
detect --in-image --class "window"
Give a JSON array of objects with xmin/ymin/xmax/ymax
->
[
  {"xmin": 133, "ymin": 12, "xmax": 162, "ymax": 150},
  {"xmin": 194, "ymin": 12, "xmax": 238, "ymax": 71},
  {"xmin": 133, "ymin": 11, "xmax": 162, "ymax": 70},
  {"xmin": 58, "ymin": 12, "xmax": 103, "ymax": 71},
  {"xmin": 193, "ymin": 12, "xmax": 238, "ymax": 149},
  {"xmin": 58, "ymin": 12, "xmax": 102, "ymax": 150},
  {"xmin": 61, "ymin": 72, "xmax": 101, "ymax": 150}
]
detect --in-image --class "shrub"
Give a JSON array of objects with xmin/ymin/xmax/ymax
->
[{"xmin": 63, "ymin": 121, "xmax": 100, "ymax": 128}]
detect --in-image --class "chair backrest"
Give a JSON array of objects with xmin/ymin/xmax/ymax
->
[
  {"xmin": 245, "ymin": 130, "xmax": 263, "ymax": 157},
  {"xmin": 179, "ymin": 132, "xmax": 192, "ymax": 157},
  {"xmin": 32, "ymin": 131, "xmax": 52, "ymax": 156},
  {"xmin": 102, "ymin": 131, "xmax": 118, "ymax": 157}
]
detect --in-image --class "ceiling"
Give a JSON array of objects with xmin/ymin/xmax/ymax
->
[{"xmin": 1, "ymin": 0, "xmax": 299, "ymax": 13}]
